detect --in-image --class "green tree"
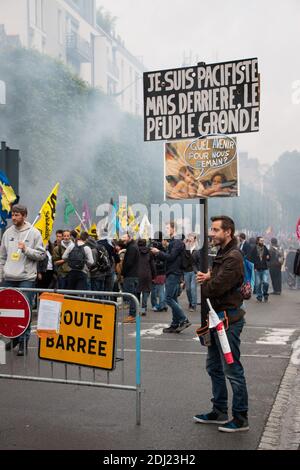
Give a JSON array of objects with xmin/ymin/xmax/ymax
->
[{"xmin": 0, "ymin": 46, "xmax": 163, "ymax": 228}]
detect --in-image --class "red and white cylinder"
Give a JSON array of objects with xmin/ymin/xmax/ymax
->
[{"xmin": 215, "ymin": 321, "xmax": 234, "ymax": 364}]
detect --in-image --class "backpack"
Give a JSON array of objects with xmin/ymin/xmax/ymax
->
[
  {"xmin": 240, "ymin": 257, "xmax": 255, "ymax": 300},
  {"xmin": 68, "ymin": 243, "xmax": 86, "ymax": 270},
  {"xmin": 90, "ymin": 244, "xmax": 111, "ymax": 273}
]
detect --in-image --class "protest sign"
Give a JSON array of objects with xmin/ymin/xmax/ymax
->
[{"xmin": 144, "ymin": 58, "xmax": 260, "ymax": 141}]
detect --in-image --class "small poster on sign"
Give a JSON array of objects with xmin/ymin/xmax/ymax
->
[
  {"xmin": 37, "ymin": 293, "xmax": 64, "ymax": 337},
  {"xmin": 165, "ymin": 135, "xmax": 239, "ymax": 200}
]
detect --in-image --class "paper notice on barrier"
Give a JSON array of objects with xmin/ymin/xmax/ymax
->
[{"xmin": 37, "ymin": 297, "xmax": 62, "ymax": 334}]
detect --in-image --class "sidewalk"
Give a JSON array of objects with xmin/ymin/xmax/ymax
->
[{"xmin": 258, "ymin": 333, "xmax": 300, "ymax": 450}]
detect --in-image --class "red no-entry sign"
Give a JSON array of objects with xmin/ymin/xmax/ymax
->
[
  {"xmin": 296, "ymin": 218, "xmax": 300, "ymax": 240},
  {"xmin": 0, "ymin": 289, "xmax": 31, "ymax": 338}
]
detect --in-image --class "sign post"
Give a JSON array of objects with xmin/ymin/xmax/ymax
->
[
  {"xmin": 199, "ymin": 198, "xmax": 209, "ymax": 325},
  {"xmin": 0, "ymin": 288, "xmax": 31, "ymax": 338}
]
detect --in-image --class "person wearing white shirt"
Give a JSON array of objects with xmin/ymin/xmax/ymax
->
[{"xmin": 62, "ymin": 231, "xmax": 94, "ymax": 290}]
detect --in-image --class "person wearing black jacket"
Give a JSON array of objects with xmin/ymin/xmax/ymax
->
[
  {"xmin": 238, "ymin": 233, "xmax": 251, "ymax": 259},
  {"xmin": 249, "ymin": 236, "xmax": 270, "ymax": 302},
  {"xmin": 151, "ymin": 222, "xmax": 191, "ymax": 333},
  {"xmin": 84, "ymin": 236, "xmax": 107, "ymax": 296},
  {"xmin": 183, "ymin": 233, "xmax": 201, "ymax": 312},
  {"xmin": 98, "ymin": 230, "xmax": 120, "ymax": 296},
  {"xmin": 150, "ymin": 233, "xmax": 168, "ymax": 312},
  {"xmin": 294, "ymin": 248, "xmax": 300, "ymax": 289},
  {"xmin": 137, "ymin": 239, "xmax": 156, "ymax": 315},
  {"xmin": 37, "ymin": 241, "xmax": 54, "ymax": 289},
  {"xmin": 269, "ymin": 238, "xmax": 284, "ymax": 295},
  {"xmin": 121, "ymin": 232, "xmax": 140, "ymax": 323}
]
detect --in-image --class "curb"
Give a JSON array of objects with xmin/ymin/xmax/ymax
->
[{"xmin": 258, "ymin": 335, "xmax": 300, "ymax": 450}]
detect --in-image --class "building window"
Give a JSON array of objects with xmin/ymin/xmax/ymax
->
[
  {"xmin": 58, "ymin": 10, "xmax": 63, "ymax": 44},
  {"xmin": 41, "ymin": 0, "xmax": 44, "ymax": 31},
  {"xmin": 34, "ymin": 0, "xmax": 44, "ymax": 30},
  {"xmin": 35, "ymin": 0, "xmax": 38, "ymax": 26}
]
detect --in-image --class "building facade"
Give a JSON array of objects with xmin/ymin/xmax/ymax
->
[{"xmin": 0, "ymin": 0, "xmax": 145, "ymax": 115}]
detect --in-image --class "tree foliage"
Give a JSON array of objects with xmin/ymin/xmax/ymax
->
[
  {"xmin": 0, "ymin": 46, "xmax": 162, "ymax": 226},
  {"xmin": 96, "ymin": 6, "xmax": 117, "ymax": 36}
]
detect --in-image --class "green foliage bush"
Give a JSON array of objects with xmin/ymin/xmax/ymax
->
[{"xmin": 0, "ymin": 46, "xmax": 162, "ymax": 225}]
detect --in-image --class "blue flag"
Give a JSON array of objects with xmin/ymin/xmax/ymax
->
[{"xmin": 0, "ymin": 171, "xmax": 18, "ymax": 229}]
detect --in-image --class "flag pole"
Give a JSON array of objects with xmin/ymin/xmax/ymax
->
[
  {"xmin": 17, "ymin": 213, "xmax": 41, "ymax": 253},
  {"xmin": 74, "ymin": 209, "xmax": 88, "ymax": 232},
  {"xmin": 63, "ymin": 193, "xmax": 88, "ymax": 232}
]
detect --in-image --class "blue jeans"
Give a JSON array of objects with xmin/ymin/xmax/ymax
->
[
  {"xmin": 151, "ymin": 283, "xmax": 166, "ymax": 310},
  {"xmin": 91, "ymin": 278, "xmax": 105, "ymax": 299},
  {"xmin": 0, "ymin": 280, "xmax": 35, "ymax": 343},
  {"xmin": 206, "ymin": 318, "xmax": 248, "ymax": 417},
  {"xmin": 184, "ymin": 271, "xmax": 197, "ymax": 308},
  {"xmin": 255, "ymin": 269, "xmax": 269, "ymax": 300},
  {"xmin": 165, "ymin": 274, "xmax": 187, "ymax": 327},
  {"xmin": 137, "ymin": 291, "xmax": 149, "ymax": 313},
  {"xmin": 123, "ymin": 277, "xmax": 138, "ymax": 317},
  {"xmin": 67, "ymin": 270, "xmax": 88, "ymax": 291},
  {"xmin": 57, "ymin": 276, "xmax": 68, "ymax": 290}
]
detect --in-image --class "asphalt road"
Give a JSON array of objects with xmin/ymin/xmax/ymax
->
[{"xmin": 0, "ymin": 288, "xmax": 299, "ymax": 451}]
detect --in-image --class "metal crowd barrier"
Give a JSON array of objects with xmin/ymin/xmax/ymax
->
[{"xmin": 0, "ymin": 288, "xmax": 142, "ymax": 425}]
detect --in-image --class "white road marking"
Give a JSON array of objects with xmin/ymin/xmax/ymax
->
[
  {"xmin": 20, "ymin": 345, "xmax": 290, "ymax": 359},
  {"xmin": 122, "ymin": 348, "xmax": 289, "ymax": 358},
  {"xmin": 256, "ymin": 328, "xmax": 295, "ymax": 345},
  {"xmin": 291, "ymin": 338, "xmax": 300, "ymax": 365},
  {"xmin": 129, "ymin": 324, "xmax": 168, "ymax": 338}
]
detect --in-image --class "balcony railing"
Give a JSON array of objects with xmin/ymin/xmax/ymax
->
[{"xmin": 66, "ymin": 32, "xmax": 91, "ymax": 63}]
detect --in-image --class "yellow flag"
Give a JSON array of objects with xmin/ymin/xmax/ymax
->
[
  {"xmin": 0, "ymin": 182, "xmax": 17, "ymax": 213},
  {"xmin": 88, "ymin": 223, "xmax": 98, "ymax": 238},
  {"xmin": 35, "ymin": 183, "xmax": 59, "ymax": 246},
  {"xmin": 74, "ymin": 224, "xmax": 81, "ymax": 235}
]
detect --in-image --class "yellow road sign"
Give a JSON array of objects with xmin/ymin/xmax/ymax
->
[{"xmin": 39, "ymin": 298, "xmax": 117, "ymax": 370}]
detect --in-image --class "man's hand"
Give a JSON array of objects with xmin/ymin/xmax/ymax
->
[
  {"xmin": 18, "ymin": 241, "xmax": 26, "ymax": 252},
  {"xmin": 196, "ymin": 271, "xmax": 211, "ymax": 284},
  {"xmin": 151, "ymin": 247, "xmax": 160, "ymax": 255}
]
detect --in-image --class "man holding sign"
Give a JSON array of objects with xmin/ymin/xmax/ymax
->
[{"xmin": 0, "ymin": 204, "xmax": 45, "ymax": 355}]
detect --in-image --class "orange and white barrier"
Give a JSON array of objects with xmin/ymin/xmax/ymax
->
[{"xmin": 207, "ymin": 299, "xmax": 234, "ymax": 364}]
